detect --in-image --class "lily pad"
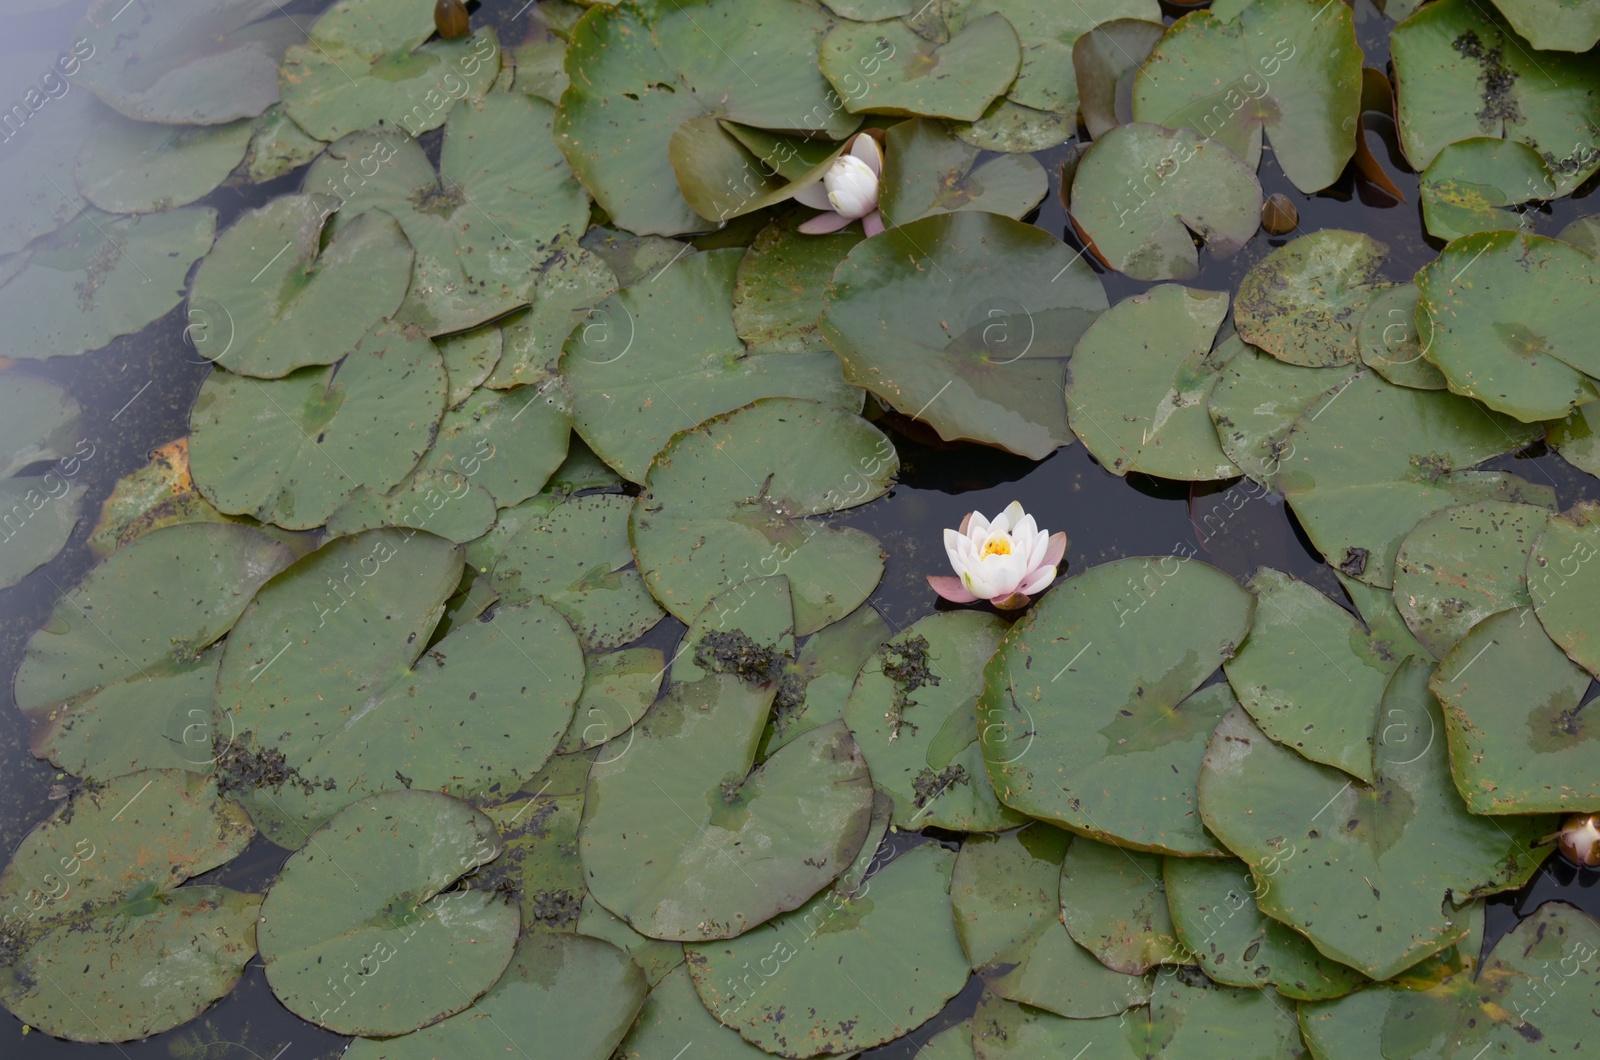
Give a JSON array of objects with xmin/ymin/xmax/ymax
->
[
  {"xmin": 73, "ymin": 0, "xmax": 299, "ymax": 124},
  {"xmin": 1488, "ymin": 0, "xmax": 1600, "ymax": 50},
  {"xmin": 556, "ymin": 0, "xmax": 856, "ymax": 236},
  {"xmin": 1234, "ymin": 230, "xmax": 1388, "ymax": 368},
  {"xmin": 565, "ymin": 249, "xmax": 858, "ymax": 483},
  {"xmin": 0, "ymin": 375, "xmax": 80, "ymax": 478},
  {"xmin": 1390, "ymin": 0, "xmax": 1600, "ymax": 196},
  {"xmin": 732, "ymin": 220, "xmax": 862, "ymax": 355},
  {"xmin": 970, "ymin": 991, "xmax": 1145, "ymax": 1060},
  {"xmin": 437, "ymin": 326, "xmax": 502, "ymax": 407},
  {"xmin": 215, "ymin": 528, "xmax": 585, "ymax": 846},
  {"xmin": 414, "ymin": 381, "xmax": 572, "ymax": 508},
  {"xmin": 843, "ymin": 611, "xmax": 1025, "ymax": 831},
  {"xmin": 684, "ymin": 842, "xmax": 971, "ymax": 1056},
  {"xmin": 0, "ymin": 90, "xmax": 98, "ymax": 258},
  {"xmin": 822, "ymin": 211, "xmax": 1108, "ymax": 459},
  {"xmin": 1549, "ymin": 401, "xmax": 1600, "ymax": 476},
  {"xmin": 630, "ymin": 398, "xmax": 896, "ymax": 635},
  {"xmin": 1207, "ymin": 341, "xmax": 1361, "ymax": 483},
  {"xmin": 759, "ymin": 601, "xmax": 893, "ymax": 758},
  {"xmin": 322, "ymin": 472, "xmax": 499, "ymax": 545},
  {"xmin": 75, "ymin": 114, "xmax": 252, "ymax": 214},
  {"xmin": 1393, "ymin": 500, "xmax": 1553, "ymax": 658},
  {"xmin": 0, "ymin": 478, "xmax": 86, "ymax": 591},
  {"xmin": 1132, "ymin": 0, "xmax": 1363, "ymax": 193},
  {"xmin": 1224, "ymin": 568, "xmax": 1400, "ymax": 782},
  {"xmin": 1058, "ymin": 839, "xmax": 1185, "ymax": 975},
  {"xmin": 1065, "ymin": 283, "xmax": 1241, "ymax": 480},
  {"xmin": 1418, "ymin": 137, "xmax": 1553, "ymax": 242},
  {"xmin": 1415, "ymin": 229, "xmax": 1600, "ymax": 423},
  {"xmin": 1556, "ymin": 214, "xmax": 1600, "ymax": 255},
  {"xmin": 952, "ymin": 823, "xmax": 1151, "ymax": 1017},
  {"xmin": 612, "ymin": 964, "xmax": 772, "ymax": 1060},
  {"xmin": 1529, "ymin": 501, "xmax": 1600, "ymax": 678},
  {"xmin": 1198, "ymin": 661, "xmax": 1551, "ymax": 980},
  {"xmin": 555, "ymin": 647, "xmax": 664, "ymax": 754},
  {"xmin": 1355, "ymin": 283, "xmax": 1448, "ymax": 390},
  {"xmin": 257, "ymin": 790, "xmax": 520, "ymax": 1036},
  {"xmin": 576, "ymin": 899, "xmax": 685, "ymax": 989},
  {"xmin": 1075, "ymin": 18, "xmax": 1168, "ymax": 139},
  {"xmin": 1164, "ymin": 856, "xmax": 1368, "ymax": 999},
  {"xmin": 0, "ymin": 205, "xmax": 215, "ymax": 360},
  {"xmin": 668, "ymin": 116, "xmax": 846, "ymax": 225},
  {"xmin": 187, "ymin": 321, "xmax": 447, "ymax": 530},
  {"xmin": 1069, "ymin": 122, "xmax": 1262, "ymax": 282},
  {"xmin": 279, "ymin": 0, "xmax": 500, "ymax": 142},
  {"xmin": 486, "ymin": 247, "xmax": 619, "ymax": 389},
  {"xmin": 187, "ymin": 194, "xmax": 414, "ymax": 378},
  {"xmin": 242, "ymin": 104, "xmax": 325, "ymax": 183},
  {"xmin": 949, "ymin": 98, "xmax": 1076, "ymax": 152},
  {"xmin": 669, "ymin": 575, "xmax": 795, "ymax": 688},
  {"xmin": 580, "ymin": 674, "xmax": 874, "ymax": 940},
  {"xmin": 819, "ymin": 14, "xmax": 1021, "ymax": 123},
  {"xmin": 979, "ymin": 556, "xmax": 1255, "ymax": 855},
  {"xmin": 878, "ymin": 118, "xmax": 1047, "ymax": 227}
]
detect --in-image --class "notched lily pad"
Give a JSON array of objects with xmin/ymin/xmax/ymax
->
[
  {"xmin": 1234, "ymin": 230, "xmax": 1388, "ymax": 369},
  {"xmin": 878, "ymin": 118, "xmax": 1048, "ymax": 227},
  {"xmin": 1529, "ymin": 501, "xmax": 1600, "ymax": 678},
  {"xmin": 1058, "ymin": 839, "xmax": 1185, "ymax": 975},
  {"xmin": 819, "ymin": 14, "xmax": 1021, "ymax": 123}
]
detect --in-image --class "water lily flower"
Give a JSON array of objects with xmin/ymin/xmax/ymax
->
[
  {"xmin": 795, "ymin": 134, "xmax": 884, "ymax": 236},
  {"xmin": 1552, "ymin": 813, "xmax": 1600, "ymax": 867},
  {"xmin": 927, "ymin": 501, "xmax": 1066, "ymax": 610}
]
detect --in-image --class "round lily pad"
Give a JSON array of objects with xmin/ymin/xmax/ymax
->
[
  {"xmin": 843, "ymin": 611, "xmax": 1026, "ymax": 831},
  {"xmin": 257, "ymin": 790, "xmax": 520, "ymax": 1036},
  {"xmin": 413, "ymin": 381, "xmax": 572, "ymax": 509},
  {"xmin": 323, "ymin": 471, "xmax": 499, "ymax": 545},
  {"xmin": 1059, "ymin": 839, "xmax": 1185, "ymax": 975},
  {"xmin": 555, "ymin": 647, "xmax": 664, "ymax": 754},
  {"xmin": 1393, "ymin": 500, "xmax": 1553, "ymax": 659},
  {"xmin": 684, "ymin": 842, "xmax": 971, "ymax": 1056},
  {"xmin": 1418, "ymin": 137, "xmax": 1553, "ymax": 242},
  {"xmin": 1207, "ymin": 340, "xmax": 1361, "ymax": 483},
  {"xmin": 612, "ymin": 964, "xmax": 772, "ymax": 1060},
  {"xmin": 1355, "ymin": 283, "xmax": 1448, "ymax": 390},
  {"xmin": 343, "ymin": 931, "xmax": 646, "ymax": 1060},
  {"xmin": 758, "ymin": 600, "xmax": 892, "ymax": 758},
  {"xmin": 242, "ymin": 104, "xmax": 325, "ymax": 184},
  {"xmin": 669, "ymin": 575, "xmax": 795, "ymax": 688},
  {"xmin": 732, "ymin": 220, "xmax": 862, "ymax": 355},
  {"xmin": 580, "ymin": 674, "xmax": 874, "ymax": 941},
  {"xmin": 486, "ymin": 248, "xmax": 619, "ymax": 389},
  {"xmin": 1065, "ymin": 283, "xmax": 1241, "ymax": 480},
  {"xmin": 1198, "ymin": 661, "xmax": 1551, "ymax": 980},
  {"xmin": 1233, "ymin": 230, "xmax": 1388, "ymax": 368},
  {"xmin": 630, "ymin": 398, "xmax": 896, "ymax": 635},
  {"xmin": 971, "ymin": 991, "xmax": 1144, "ymax": 1060},
  {"xmin": 949, "ymin": 97, "xmax": 1075, "ymax": 152},
  {"xmin": 75, "ymin": 114, "xmax": 252, "ymax": 215},
  {"xmin": 1549, "ymin": 401, "xmax": 1600, "ymax": 477},
  {"xmin": 437, "ymin": 326, "xmax": 503, "ymax": 407},
  {"xmin": 878, "ymin": 118, "xmax": 1048, "ymax": 227},
  {"xmin": 952, "ymin": 824, "xmax": 1151, "ymax": 1018},
  {"xmin": 564, "ymin": 248, "xmax": 858, "ymax": 483},
  {"xmin": 1415, "ymin": 229, "xmax": 1600, "ymax": 422},
  {"xmin": 822, "ymin": 211, "xmax": 1107, "ymax": 460},
  {"xmin": 979, "ymin": 555, "xmax": 1255, "ymax": 855},
  {"xmin": 668, "ymin": 116, "xmax": 846, "ymax": 226},
  {"xmin": 1529, "ymin": 501, "xmax": 1600, "ymax": 678},
  {"xmin": 1487, "ymin": 0, "xmax": 1600, "ymax": 50},
  {"xmin": 0, "ymin": 477, "xmax": 87, "ymax": 591},
  {"xmin": 187, "ymin": 321, "xmax": 447, "ymax": 530},
  {"xmin": 1075, "ymin": 18, "xmax": 1167, "ymax": 139},
  {"xmin": 0, "ymin": 375, "xmax": 80, "ymax": 479},
  {"xmin": 0, "ymin": 205, "xmax": 216, "ymax": 360},
  {"xmin": 1069, "ymin": 122, "xmax": 1262, "ymax": 282},
  {"xmin": 819, "ymin": 14, "xmax": 1021, "ymax": 122},
  {"xmin": 1390, "ymin": 0, "xmax": 1600, "ymax": 196},
  {"xmin": 187, "ymin": 194, "xmax": 415, "ymax": 378}
]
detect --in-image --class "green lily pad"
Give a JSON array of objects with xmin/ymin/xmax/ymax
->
[
  {"xmin": 485, "ymin": 493, "xmax": 666, "ymax": 651},
  {"xmin": 187, "ymin": 321, "xmax": 447, "ymax": 531},
  {"xmin": 980, "ymin": 556, "xmax": 1255, "ymax": 855},
  {"xmin": 1164, "ymin": 856, "xmax": 1367, "ymax": 1000},
  {"xmin": 556, "ymin": 0, "xmax": 855, "ymax": 236},
  {"xmin": 1132, "ymin": 0, "xmax": 1363, "ymax": 193},
  {"xmin": 580, "ymin": 674, "xmax": 874, "ymax": 940},
  {"xmin": 257, "ymin": 790, "xmax": 519, "ymax": 1035},
  {"xmin": 0, "ymin": 375, "xmax": 80, "ymax": 478},
  {"xmin": 576, "ymin": 899, "xmax": 684, "ymax": 989},
  {"xmin": 1337, "ymin": 571, "xmax": 1432, "ymax": 667},
  {"xmin": 1075, "ymin": 18, "xmax": 1168, "ymax": 139},
  {"xmin": 437, "ymin": 326, "xmax": 502, "ymax": 407},
  {"xmin": 563, "ymin": 248, "xmax": 858, "ymax": 483},
  {"xmin": 487, "ymin": 248, "xmax": 619, "ymax": 389},
  {"xmin": 0, "ymin": 477, "xmax": 86, "ymax": 591},
  {"xmin": 612, "ymin": 964, "xmax": 772, "ymax": 1060},
  {"xmin": 0, "ymin": 90, "xmax": 98, "ymax": 258},
  {"xmin": 878, "ymin": 118, "xmax": 1047, "ymax": 227},
  {"xmin": 953, "ymin": 824, "xmax": 1151, "ymax": 1017},
  {"xmin": 323, "ymin": 472, "xmax": 500, "ymax": 545},
  {"xmin": 414, "ymin": 381, "xmax": 572, "ymax": 508},
  {"xmin": 1416, "ymin": 229, "xmax": 1600, "ymax": 423},
  {"xmin": 1224, "ymin": 568, "xmax": 1400, "ymax": 782},
  {"xmin": 1488, "ymin": 0, "xmax": 1600, "ymax": 50},
  {"xmin": 758, "ymin": 601, "xmax": 892, "ymax": 758},
  {"xmin": 819, "ymin": 14, "xmax": 1021, "ymax": 123},
  {"xmin": 512, "ymin": 38, "xmax": 570, "ymax": 104},
  {"xmin": 822, "ymin": 211, "xmax": 1107, "ymax": 459},
  {"xmin": 216, "ymin": 528, "xmax": 585, "ymax": 846},
  {"xmin": 1066, "ymin": 283, "xmax": 1241, "ymax": 480},
  {"xmin": 668, "ymin": 116, "xmax": 846, "ymax": 225},
  {"xmin": 669, "ymin": 575, "xmax": 796, "ymax": 687},
  {"xmin": 1556, "ymin": 214, "xmax": 1600, "ymax": 255},
  {"xmin": 1355, "ymin": 283, "xmax": 1449, "ymax": 390},
  {"xmin": 1069, "ymin": 122, "xmax": 1262, "ymax": 282},
  {"xmin": 343, "ymin": 930, "xmax": 644, "ymax": 1060},
  {"xmin": 970, "ymin": 990, "xmax": 1145, "ymax": 1060},
  {"xmin": 949, "ymin": 98, "xmax": 1076, "ymax": 152},
  {"xmin": 75, "ymin": 114, "xmax": 251, "ymax": 214},
  {"xmin": 685, "ymin": 842, "xmax": 971, "ymax": 1055},
  {"xmin": 843, "ymin": 611, "xmax": 1026, "ymax": 831},
  {"xmin": 0, "ymin": 205, "xmax": 215, "ymax": 360},
  {"xmin": 1059, "ymin": 839, "xmax": 1185, "ymax": 975},
  {"xmin": 732, "ymin": 220, "xmax": 862, "ymax": 355},
  {"xmin": 1198, "ymin": 662, "xmax": 1551, "ymax": 980},
  {"xmin": 630, "ymin": 398, "xmax": 896, "ymax": 635},
  {"xmin": 15, "ymin": 522, "xmax": 293, "ymax": 772},
  {"xmin": 1419, "ymin": 137, "xmax": 1553, "ymax": 242},
  {"xmin": 187, "ymin": 194, "xmax": 414, "ymax": 378},
  {"xmin": 1529, "ymin": 501, "xmax": 1600, "ymax": 678},
  {"xmin": 1393, "ymin": 500, "xmax": 1553, "ymax": 659},
  {"xmin": 1429, "ymin": 607, "xmax": 1599, "ymax": 813},
  {"xmin": 1234, "ymin": 230, "xmax": 1388, "ymax": 368},
  {"xmin": 1549, "ymin": 401, "xmax": 1600, "ymax": 476},
  {"xmin": 1391, "ymin": 0, "xmax": 1600, "ymax": 196},
  {"xmin": 1207, "ymin": 341, "xmax": 1361, "ymax": 483},
  {"xmin": 469, "ymin": 785, "xmax": 588, "ymax": 931},
  {"xmin": 242, "ymin": 104, "xmax": 325, "ymax": 183},
  {"xmin": 73, "ymin": 0, "xmax": 298, "ymax": 124},
  {"xmin": 280, "ymin": 0, "xmax": 499, "ymax": 142},
  {"xmin": 555, "ymin": 647, "xmax": 664, "ymax": 754},
  {"xmin": 919, "ymin": 1021, "xmax": 977, "ymax": 1060}
]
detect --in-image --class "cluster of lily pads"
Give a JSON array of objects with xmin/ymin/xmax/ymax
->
[{"xmin": 1, "ymin": 0, "xmax": 1599, "ymax": 1056}]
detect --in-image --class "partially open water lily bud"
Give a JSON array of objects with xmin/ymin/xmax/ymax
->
[
  {"xmin": 796, "ymin": 133, "xmax": 885, "ymax": 236},
  {"xmin": 1556, "ymin": 813, "xmax": 1600, "ymax": 867},
  {"xmin": 927, "ymin": 501, "xmax": 1066, "ymax": 610},
  {"xmin": 435, "ymin": 0, "xmax": 470, "ymax": 39}
]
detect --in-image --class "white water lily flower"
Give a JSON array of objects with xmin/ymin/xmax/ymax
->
[
  {"xmin": 927, "ymin": 501, "xmax": 1067, "ymax": 610},
  {"xmin": 1554, "ymin": 813, "xmax": 1600, "ymax": 867},
  {"xmin": 795, "ymin": 133, "xmax": 884, "ymax": 237}
]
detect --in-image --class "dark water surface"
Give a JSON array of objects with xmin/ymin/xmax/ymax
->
[{"xmin": 1, "ymin": 0, "xmax": 1597, "ymax": 1057}]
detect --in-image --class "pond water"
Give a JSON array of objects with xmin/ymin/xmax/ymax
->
[{"xmin": 2, "ymin": 0, "xmax": 1599, "ymax": 1057}]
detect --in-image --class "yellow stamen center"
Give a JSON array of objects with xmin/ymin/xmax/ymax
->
[{"xmin": 980, "ymin": 537, "xmax": 1012, "ymax": 558}]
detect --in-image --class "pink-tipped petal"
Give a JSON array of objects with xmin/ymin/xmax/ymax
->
[
  {"xmin": 1041, "ymin": 531, "xmax": 1067, "ymax": 570},
  {"xmin": 958, "ymin": 511, "xmax": 975, "ymax": 535},
  {"xmin": 792, "ymin": 182, "xmax": 834, "ymax": 210},
  {"xmin": 1016, "ymin": 565, "xmax": 1056, "ymax": 597},
  {"xmin": 862, "ymin": 210, "xmax": 885, "ymax": 237},
  {"xmin": 990, "ymin": 592, "xmax": 1031, "ymax": 611},
  {"xmin": 851, "ymin": 133, "xmax": 883, "ymax": 176},
  {"xmin": 798, "ymin": 210, "xmax": 853, "ymax": 234},
  {"xmin": 927, "ymin": 574, "xmax": 980, "ymax": 603}
]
